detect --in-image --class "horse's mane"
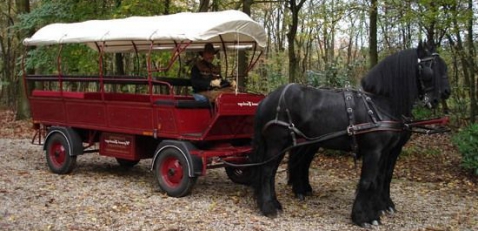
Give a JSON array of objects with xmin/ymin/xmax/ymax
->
[{"xmin": 361, "ymin": 48, "xmax": 418, "ymax": 117}]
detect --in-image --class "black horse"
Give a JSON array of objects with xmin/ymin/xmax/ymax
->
[{"xmin": 249, "ymin": 41, "xmax": 450, "ymax": 226}]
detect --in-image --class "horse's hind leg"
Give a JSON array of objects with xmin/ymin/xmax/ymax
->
[{"xmin": 288, "ymin": 146, "xmax": 317, "ymax": 200}]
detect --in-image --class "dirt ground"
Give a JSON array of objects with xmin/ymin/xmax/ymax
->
[{"xmin": 0, "ymin": 109, "xmax": 477, "ymax": 230}]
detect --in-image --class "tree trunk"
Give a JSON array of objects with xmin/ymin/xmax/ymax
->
[
  {"xmin": 15, "ymin": 0, "xmax": 33, "ymax": 120},
  {"xmin": 286, "ymin": 0, "xmax": 307, "ymax": 83},
  {"xmin": 466, "ymin": 0, "xmax": 477, "ymax": 122},
  {"xmin": 450, "ymin": 2, "xmax": 475, "ymax": 122},
  {"xmin": 112, "ymin": 53, "xmax": 125, "ymax": 93},
  {"xmin": 276, "ymin": 4, "xmax": 286, "ymax": 52},
  {"xmin": 164, "ymin": 0, "xmax": 170, "ymax": 14},
  {"xmin": 237, "ymin": 0, "xmax": 253, "ymax": 89},
  {"xmin": 199, "ymin": 0, "xmax": 210, "ymax": 12},
  {"xmin": 1, "ymin": 0, "xmax": 14, "ymax": 107},
  {"xmin": 368, "ymin": 0, "xmax": 378, "ymax": 69}
]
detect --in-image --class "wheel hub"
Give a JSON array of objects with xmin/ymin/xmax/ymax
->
[{"xmin": 168, "ymin": 168, "xmax": 176, "ymax": 176}]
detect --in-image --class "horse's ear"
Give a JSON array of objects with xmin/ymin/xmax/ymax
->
[
  {"xmin": 417, "ymin": 40, "xmax": 435, "ymax": 58},
  {"xmin": 417, "ymin": 40, "xmax": 426, "ymax": 58}
]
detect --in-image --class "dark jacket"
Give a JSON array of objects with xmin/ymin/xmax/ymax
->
[{"xmin": 191, "ymin": 59, "xmax": 230, "ymax": 93}]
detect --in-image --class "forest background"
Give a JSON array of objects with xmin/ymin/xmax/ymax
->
[{"xmin": 0, "ymin": 0, "xmax": 476, "ymax": 128}]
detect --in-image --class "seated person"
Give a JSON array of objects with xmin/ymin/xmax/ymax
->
[{"xmin": 191, "ymin": 43, "xmax": 236, "ymax": 102}]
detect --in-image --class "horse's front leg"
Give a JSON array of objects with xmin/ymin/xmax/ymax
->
[
  {"xmin": 351, "ymin": 149, "xmax": 382, "ymax": 227},
  {"xmin": 378, "ymin": 133, "xmax": 410, "ymax": 215}
]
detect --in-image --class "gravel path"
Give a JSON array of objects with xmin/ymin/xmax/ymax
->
[{"xmin": 1, "ymin": 138, "xmax": 477, "ymax": 231}]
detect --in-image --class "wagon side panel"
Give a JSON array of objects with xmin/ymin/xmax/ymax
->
[
  {"xmin": 30, "ymin": 97, "xmax": 66, "ymax": 124},
  {"xmin": 65, "ymin": 100, "xmax": 106, "ymax": 126},
  {"xmin": 106, "ymin": 103, "xmax": 154, "ymax": 133}
]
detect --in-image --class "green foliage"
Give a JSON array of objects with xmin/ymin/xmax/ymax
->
[
  {"xmin": 113, "ymin": 0, "xmax": 177, "ymax": 17},
  {"xmin": 25, "ymin": 46, "xmax": 57, "ymax": 73},
  {"xmin": 401, "ymin": 143, "xmax": 441, "ymax": 158},
  {"xmin": 447, "ymin": 87, "xmax": 470, "ymax": 127},
  {"xmin": 411, "ymin": 106, "xmax": 435, "ymax": 120},
  {"xmin": 16, "ymin": 1, "xmax": 72, "ymax": 31},
  {"xmin": 306, "ymin": 60, "xmax": 360, "ymax": 88},
  {"xmin": 246, "ymin": 52, "xmax": 289, "ymax": 94},
  {"xmin": 400, "ymin": 145, "xmax": 418, "ymax": 157},
  {"xmin": 452, "ymin": 124, "xmax": 478, "ymax": 175}
]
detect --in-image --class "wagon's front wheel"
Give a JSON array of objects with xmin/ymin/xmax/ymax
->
[
  {"xmin": 45, "ymin": 133, "xmax": 77, "ymax": 174},
  {"xmin": 154, "ymin": 149, "xmax": 197, "ymax": 197}
]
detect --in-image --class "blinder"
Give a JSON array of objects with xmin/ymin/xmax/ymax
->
[{"xmin": 417, "ymin": 53, "xmax": 439, "ymax": 108}]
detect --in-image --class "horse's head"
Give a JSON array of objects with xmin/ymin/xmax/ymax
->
[{"xmin": 416, "ymin": 41, "xmax": 451, "ymax": 109}]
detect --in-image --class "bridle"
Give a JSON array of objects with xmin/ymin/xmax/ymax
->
[{"xmin": 417, "ymin": 52, "xmax": 439, "ymax": 108}]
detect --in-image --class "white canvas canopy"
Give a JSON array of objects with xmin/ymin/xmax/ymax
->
[{"xmin": 23, "ymin": 10, "xmax": 267, "ymax": 53}]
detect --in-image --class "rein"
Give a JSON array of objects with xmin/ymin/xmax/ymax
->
[{"xmin": 404, "ymin": 116, "xmax": 450, "ymax": 134}]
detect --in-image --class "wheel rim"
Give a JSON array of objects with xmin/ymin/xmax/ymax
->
[
  {"xmin": 160, "ymin": 156, "xmax": 183, "ymax": 187},
  {"xmin": 49, "ymin": 141, "xmax": 66, "ymax": 168}
]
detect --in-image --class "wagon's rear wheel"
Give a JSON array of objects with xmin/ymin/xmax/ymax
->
[
  {"xmin": 154, "ymin": 148, "xmax": 197, "ymax": 197},
  {"xmin": 225, "ymin": 166, "xmax": 252, "ymax": 185},
  {"xmin": 45, "ymin": 133, "xmax": 77, "ymax": 174},
  {"xmin": 116, "ymin": 158, "xmax": 140, "ymax": 168}
]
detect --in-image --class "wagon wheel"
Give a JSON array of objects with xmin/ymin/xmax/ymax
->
[
  {"xmin": 115, "ymin": 158, "xmax": 140, "ymax": 168},
  {"xmin": 225, "ymin": 166, "xmax": 252, "ymax": 185},
  {"xmin": 45, "ymin": 133, "xmax": 77, "ymax": 174},
  {"xmin": 153, "ymin": 149, "xmax": 197, "ymax": 197}
]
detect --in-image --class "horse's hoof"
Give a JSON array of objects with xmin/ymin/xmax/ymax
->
[
  {"xmin": 360, "ymin": 220, "xmax": 380, "ymax": 228},
  {"xmin": 387, "ymin": 207, "xmax": 395, "ymax": 215},
  {"xmin": 360, "ymin": 223, "xmax": 372, "ymax": 228},
  {"xmin": 274, "ymin": 200, "xmax": 283, "ymax": 210},
  {"xmin": 380, "ymin": 210, "xmax": 386, "ymax": 216},
  {"xmin": 262, "ymin": 210, "xmax": 278, "ymax": 218},
  {"xmin": 297, "ymin": 194, "xmax": 305, "ymax": 201},
  {"xmin": 261, "ymin": 201, "xmax": 280, "ymax": 218}
]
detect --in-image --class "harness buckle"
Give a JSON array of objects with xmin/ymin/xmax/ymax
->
[
  {"xmin": 347, "ymin": 125, "xmax": 355, "ymax": 135},
  {"xmin": 288, "ymin": 123, "xmax": 295, "ymax": 128}
]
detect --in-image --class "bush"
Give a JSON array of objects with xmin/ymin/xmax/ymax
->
[
  {"xmin": 452, "ymin": 123, "xmax": 478, "ymax": 175},
  {"xmin": 411, "ymin": 106, "xmax": 435, "ymax": 120}
]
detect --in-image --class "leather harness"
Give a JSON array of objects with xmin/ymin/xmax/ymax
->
[{"xmin": 262, "ymin": 83, "xmax": 405, "ymax": 157}]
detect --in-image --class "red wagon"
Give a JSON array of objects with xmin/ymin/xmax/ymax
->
[{"xmin": 22, "ymin": 10, "xmax": 267, "ymax": 197}]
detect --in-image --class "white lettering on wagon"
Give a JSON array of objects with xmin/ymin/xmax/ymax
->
[
  {"xmin": 237, "ymin": 101, "xmax": 259, "ymax": 107},
  {"xmin": 105, "ymin": 139, "xmax": 130, "ymax": 146}
]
